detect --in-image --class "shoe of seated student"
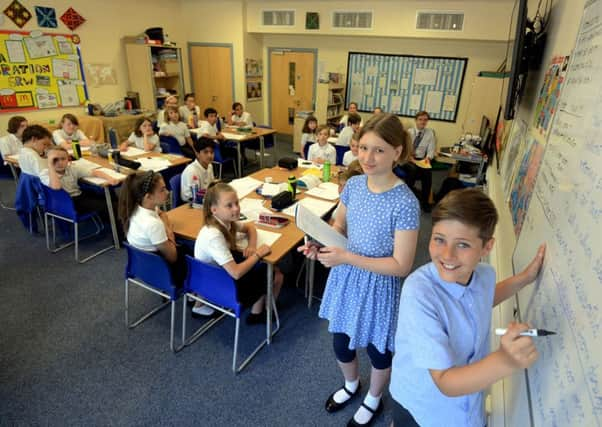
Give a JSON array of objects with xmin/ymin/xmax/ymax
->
[
  {"xmin": 325, "ymin": 382, "xmax": 362, "ymax": 413},
  {"xmin": 346, "ymin": 400, "xmax": 383, "ymax": 427},
  {"xmin": 191, "ymin": 304, "xmax": 215, "ymax": 318},
  {"xmin": 245, "ymin": 310, "xmax": 266, "ymax": 325}
]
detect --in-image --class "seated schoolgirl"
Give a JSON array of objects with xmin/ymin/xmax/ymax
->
[
  {"xmin": 0, "ymin": 115, "xmax": 28, "ymax": 160},
  {"xmin": 307, "ymin": 125, "xmax": 336, "ymax": 165},
  {"xmin": 194, "ymin": 182, "xmax": 283, "ymax": 323},
  {"xmin": 118, "ymin": 171, "xmax": 189, "ymax": 285},
  {"xmin": 158, "ymin": 106, "xmax": 195, "ymax": 159},
  {"xmin": 342, "ymin": 132, "xmax": 360, "ymax": 166},
  {"xmin": 52, "ymin": 114, "xmax": 92, "ymax": 149},
  {"xmin": 120, "ymin": 117, "xmax": 161, "ymax": 152},
  {"xmin": 300, "ymin": 115, "xmax": 318, "ymax": 159}
]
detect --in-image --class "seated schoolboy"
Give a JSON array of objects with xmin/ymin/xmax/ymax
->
[
  {"xmin": 180, "ymin": 137, "xmax": 215, "ymax": 202},
  {"xmin": 308, "ymin": 125, "xmax": 336, "ymax": 165},
  {"xmin": 194, "ymin": 182, "xmax": 283, "ymax": 323},
  {"xmin": 197, "ymin": 107, "xmax": 225, "ymax": 142},
  {"xmin": 19, "ymin": 125, "xmax": 53, "ymax": 176},
  {"xmin": 52, "ymin": 114, "xmax": 92, "ymax": 149},
  {"xmin": 40, "ymin": 146, "xmax": 119, "ymax": 216},
  {"xmin": 119, "ymin": 171, "xmax": 189, "ymax": 285},
  {"xmin": 0, "ymin": 116, "xmax": 28, "ymax": 161},
  {"xmin": 178, "ymin": 93, "xmax": 201, "ymax": 128},
  {"xmin": 389, "ymin": 188, "xmax": 546, "ymax": 427},
  {"xmin": 342, "ymin": 132, "xmax": 359, "ymax": 166},
  {"xmin": 228, "ymin": 102, "xmax": 253, "ymax": 127},
  {"xmin": 336, "ymin": 113, "xmax": 361, "ymax": 146},
  {"xmin": 339, "ymin": 102, "xmax": 364, "ymax": 127}
]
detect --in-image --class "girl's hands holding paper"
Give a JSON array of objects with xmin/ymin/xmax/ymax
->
[
  {"xmin": 297, "ymin": 240, "xmax": 322, "ymax": 260},
  {"xmin": 316, "ymin": 246, "xmax": 348, "ymax": 267}
]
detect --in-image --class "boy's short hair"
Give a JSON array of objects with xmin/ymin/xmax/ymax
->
[
  {"xmin": 232, "ymin": 102, "xmax": 242, "ymax": 110},
  {"xmin": 432, "ymin": 188, "xmax": 498, "ymax": 242},
  {"xmin": 204, "ymin": 107, "xmax": 217, "ymax": 117},
  {"xmin": 23, "ymin": 125, "xmax": 52, "ymax": 142},
  {"xmin": 193, "ymin": 137, "xmax": 215, "ymax": 152},
  {"xmin": 184, "ymin": 93, "xmax": 195, "ymax": 101},
  {"xmin": 7, "ymin": 116, "xmax": 26, "ymax": 134},
  {"xmin": 347, "ymin": 113, "xmax": 362, "ymax": 125},
  {"xmin": 415, "ymin": 111, "xmax": 430, "ymax": 120}
]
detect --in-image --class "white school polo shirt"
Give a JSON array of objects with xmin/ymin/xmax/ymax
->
[
  {"xmin": 52, "ymin": 129, "xmax": 86, "ymax": 145},
  {"xmin": 159, "ymin": 122, "xmax": 190, "ymax": 146},
  {"xmin": 231, "ymin": 111, "xmax": 253, "ymax": 127},
  {"xmin": 308, "ymin": 142, "xmax": 336, "ymax": 164},
  {"xmin": 194, "ymin": 222, "xmax": 244, "ymax": 266},
  {"xmin": 126, "ymin": 206, "xmax": 168, "ymax": 252},
  {"xmin": 19, "ymin": 147, "xmax": 48, "ymax": 176},
  {"xmin": 180, "ymin": 159, "xmax": 214, "ymax": 201},
  {"xmin": 127, "ymin": 133, "xmax": 161, "ymax": 152},
  {"xmin": 39, "ymin": 160, "xmax": 95, "ymax": 197},
  {"xmin": 0, "ymin": 133, "xmax": 23, "ymax": 160}
]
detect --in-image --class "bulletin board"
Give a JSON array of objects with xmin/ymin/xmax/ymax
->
[
  {"xmin": 0, "ymin": 29, "xmax": 88, "ymax": 113},
  {"xmin": 345, "ymin": 52, "xmax": 467, "ymax": 122}
]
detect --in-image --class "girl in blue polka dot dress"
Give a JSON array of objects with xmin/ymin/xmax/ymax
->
[{"xmin": 300, "ymin": 113, "xmax": 420, "ymax": 426}]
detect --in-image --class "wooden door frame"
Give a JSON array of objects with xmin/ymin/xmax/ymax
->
[
  {"xmin": 187, "ymin": 42, "xmax": 235, "ymax": 100},
  {"xmin": 267, "ymin": 47, "xmax": 318, "ymax": 127}
]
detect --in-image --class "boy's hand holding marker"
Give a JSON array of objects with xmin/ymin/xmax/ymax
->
[{"xmin": 498, "ymin": 322, "xmax": 540, "ymax": 370}]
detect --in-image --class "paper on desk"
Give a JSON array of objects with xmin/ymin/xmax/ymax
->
[
  {"xmin": 137, "ymin": 157, "xmax": 172, "ymax": 172},
  {"xmin": 96, "ymin": 167, "xmax": 127, "ymax": 180},
  {"xmin": 261, "ymin": 182, "xmax": 288, "ymax": 197},
  {"xmin": 239, "ymin": 198, "xmax": 270, "ymax": 222},
  {"xmin": 84, "ymin": 176, "xmax": 109, "ymax": 185},
  {"xmin": 222, "ymin": 132, "xmax": 246, "ymax": 141},
  {"xmin": 305, "ymin": 182, "xmax": 340, "ymax": 200},
  {"xmin": 281, "ymin": 196, "xmax": 336, "ymax": 218},
  {"xmin": 297, "ymin": 158, "xmax": 322, "ymax": 169},
  {"xmin": 295, "ymin": 204, "xmax": 347, "ymax": 249},
  {"xmin": 122, "ymin": 147, "xmax": 147, "ymax": 157},
  {"xmin": 229, "ymin": 176, "xmax": 262, "ymax": 199},
  {"xmin": 236, "ymin": 228, "xmax": 282, "ymax": 250},
  {"xmin": 72, "ymin": 158, "xmax": 102, "ymax": 173}
]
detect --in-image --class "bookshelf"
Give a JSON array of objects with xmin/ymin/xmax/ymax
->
[{"xmin": 315, "ymin": 74, "xmax": 346, "ymax": 128}]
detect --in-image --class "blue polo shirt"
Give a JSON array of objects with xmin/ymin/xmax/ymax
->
[{"xmin": 390, "ymin": 262, "xmax": 496, "ymax": 427}]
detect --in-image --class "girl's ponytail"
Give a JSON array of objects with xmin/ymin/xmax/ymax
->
[
  {"xmin": 118, "ymin": 171, "xmax": 161, "ymax": 233},
  {"xmin": 202, "ymin": 182, "xmax": 237, "ymax": 250}
]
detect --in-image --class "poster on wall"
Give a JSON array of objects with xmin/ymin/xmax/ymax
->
[
  {"xmin": 533, "ymin": 55, "xmax": 569, "ymax": 137},
  {"xmin": 0, "ymin": 29, "xmax": 87, "ymax": 112},
  {"xmin": 246, "ymin": 81, "xmax": 262, "ymax": 101}
]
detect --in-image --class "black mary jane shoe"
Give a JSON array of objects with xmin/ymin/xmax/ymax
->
[
  {"xmin": 346, "ymin": 400, "xmax": 383, "ymax": 427},
  {"xmin": 324, "ymin": 383, "xmax": 361, "ymax": 413}
]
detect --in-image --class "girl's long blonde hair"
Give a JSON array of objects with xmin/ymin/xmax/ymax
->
[{"xmin": 203, "ymin": 182, "xmax": 238, "ymax": 250}]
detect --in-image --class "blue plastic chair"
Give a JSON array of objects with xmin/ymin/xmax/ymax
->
[
  {"xmin": 303, "ymin": 142, "xmax": 313, "ymax": 160},
  {"xmin": 335, "ymin": 145, "xmax": 350, "ymax": 166},
  {"xmin": 181, "ymin": 256, "xmax": 279, "ymax": 373},
  {"xmin": 393, "ymin": 164, "xmax": 407, "ymax": 179},
  {"xmin": 124, "ymin": 243, "xmax": 183, "ymax": 352},
  {"xmin": 169, "ymin": 173, "xmax": 183, "ymax": 208},
  {"xmin": 42, "ymin": 185, "xmax": 113, "ymax": 263},
  {"xmin": 159, "ymin": 135, "xmax": 183, "ymax": 155},
  {"xmin": 213, "ymin": 144, "xmax": 238, "ymax": 179},
  {"xmin": 15, "ymin": 172, "xmax": 45, "ymax": 233}
]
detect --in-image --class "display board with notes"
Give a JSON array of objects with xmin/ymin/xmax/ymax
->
[
  {"xmin": 0, "ymin": 29, "xmax": 87, "ymax": 112},
  {"xmin": 508, "ymin": 1, "xmax": 602, "ymax": 426},
  {"xmin": 345, "ymin": 52, "xmax": 467, "ymax": 122}
]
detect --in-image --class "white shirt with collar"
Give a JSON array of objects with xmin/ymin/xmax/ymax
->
[
  {"xmin": 342, "ymin": 151, "xmax": 358, "ymax": 166},
  {"xmin": 127, "ymin": 133, "xmax": 161, "ymax": 152},
  {"xmin": 197, "ymin": 120, "xmax": 219, "ymax": 138},
  {"xmin": 52, "ymin": 129, "xmax": 86, "ymax": 145},
  {"xmin": 0, "ymin": 133, "xmax": 23, "ymax": 160},
  {"xmin": 336, "ymin": 126, "xmax": 355, "ymax": 146},
  {"xmin": 408, "ymin": 127, "xmax": 436, "ymax": 160},
  {"xmin": 180, "ymin": 159, "xmax": 215, "ymax": 201},
  {"xmin": 39, "ymin": 159, "xmax": 97, "ymax": 197},
  {"xmin": 179, "ymin": 105, "xmax": 200, "ymax": 126},
  {"xmin": 194, "ymin": 221, "xmax": 244, "ymax": 266},
  {"xmin": 231, "ymin": 111, "xmax": 253, "ymax": 127},
  {"xmin": 19, "ymin": 146, "xmax": 47, "ymax": 176},
  {"xmin": 126, "ymin": 205, "xmax": 168, "ymax": 252},
  {"xmin": 159, "ymin": 122, "xmax": 190, "ymax": 146},
  {"xmin": 308, "ymin": 142, "xmax": 336, "ymax": 164}
]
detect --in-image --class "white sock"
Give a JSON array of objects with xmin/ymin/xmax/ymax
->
[
  {"xmin": 353, "ymin": 392, "xmax": 381, "ymax": 424},
  {"xmin": 333, "ymin": 378, "xmax": 359, "ymax": 404}
]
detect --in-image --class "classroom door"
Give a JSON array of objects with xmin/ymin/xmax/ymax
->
[
  {"xmin": 189, "ymin": 44, "xmax": 233, "ymax": 117},
  {"xmin": 270, "ymin": 50, "xmax": 315, "ymax": 134}
]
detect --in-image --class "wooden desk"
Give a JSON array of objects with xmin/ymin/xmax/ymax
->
[
  {"xmin": 167, "ymin": 166, "xmax": 340, "ymax": 344},
  {"xmin": 191, "ymin": 126, "xmax": 277, "ymax": 177}
]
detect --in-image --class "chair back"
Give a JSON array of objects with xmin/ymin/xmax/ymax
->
[
  {"xmin": 15, "ymin": 173, "xmax": 44, "ymax": 231},
  {"xmin": 108, "ymin": 128, "xmax": 119, "ymax": 149},
  {"xmin": 213, "ymin": 145, "xmax": 226, "ymax": 163},
  {"xmin": 303, "ymin": 142, "xmax": 313, "ymax": 160},
  {"xmin": 393, "ymin": 165, "xmax": 407, "ymax": 179},
  {"xmin": 124, "ymin": 242, "xmax": 178, "ymax": 297},
  {"xmin": 159, "ymin": 135, "xmax": 183, "ymax": 155},
  {"xmin": 184, "ymin": 256, "xmax": 242, "ymax": 317},
  {"xmin": 335, "ymin": 145, "xmax": 349, "ymax": 166},
  {"xmin": 169, "ymin": 173, "xmax": 183, "ymax": 207},
  {"xmin": 42, "ymin": 185, "xmax": 77, "ymax": 220}
]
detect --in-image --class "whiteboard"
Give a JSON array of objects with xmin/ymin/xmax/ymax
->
[
  {"xmin": 511, "ymin": 1, "xmax": 602, "ymax": 426},
  {"xmin": 345, "ymin": 52, "xmax": 467, "ymax": 122}
]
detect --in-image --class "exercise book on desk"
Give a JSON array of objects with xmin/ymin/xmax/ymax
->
[
  {"xmin": 236, "ymin": 228, "xmax": 281, "ymax": 250},
  {"xmin": 229, "ymin": 176, "xmax": 262, "ymax": 199},
  {"xmin": 239, "ymin": 198, "xmax": 270, "ymax": 222},
  {"xmin": 295, "ymin": 204, "xmax": 347, "ymax": 249},
  {"xmin": 305, "ymin": 182, "xmax": 339, "ymax": 200},
  {"xmin": 73, "ymin": 158, "xmax": 102, "ymax": 173},
  {"xmin": 221, "ymin": 132, "xmax": 246, "ymax": 141},
  {"xmin": 96, "ymin": 167, "xmax": 127, "ymax": 181},
  {"xmin": 137, "ymin": 157, "xmax": 171, "ymax": 172},
  {"xmin": 121, "ymin": 147, "xmax": 148, "ymax": 157}
]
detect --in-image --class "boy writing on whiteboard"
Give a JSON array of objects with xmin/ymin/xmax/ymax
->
[
  {"xmin": 402, "ymin": 111, "xmax": 436, "ymax": 212},
  {"xmin": 390, "ymin": 188, "xmax": 546, "ymax": 427}
]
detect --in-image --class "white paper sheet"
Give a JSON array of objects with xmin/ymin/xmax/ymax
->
[
  {"xmin": 237, "ymin": 228, "xmax": 282, "ymax": 250},
  {"xmin": 6, "ymin": 40, "xmax": 25, "ymax": 63},
  {"xmin": 295, "ymin": 204, "xmax": 347, "ymax": 249},
  {"xmin": 425, "ymin": 91, "xmax": 443, "ymax": 114},
  {"xmin": 239, "ymin": 198, "xmax": 270, "ymax": 222},
  {"xmin": 305, "ymin": 182, "xmax": 340, "ymax": 201},
  {"xmin": 221, "ymin": 132, "xmax": 246, "ymax": 141},
  {"xmin": 122, "ymin": 147, "xmax": 148, "ymax": 157},
  {"xmin": 83, "ymin": 176, "xmax": 109, "ymax": 186},
  {"xmin": 282, "ymin": 196, "xmax": 336, "ymax": 218},
  {"xmin": 229, "ymin": 176, "xmax": 262, "ymax": 199},
  {"xmin": 390, "ymin": 96, "xmax": 402, "ymax": 112},
  {"xmin": 137, "ymin": 157, "xmax": 172, "ymax": 172},
  {"xmin": 410, "ymin": 94, "xmax": 422, "ymax": 110},
  {"xmin": 261, "ymin": 182, "xmax": 288, "ymax": 197},
  {"xmin": 72, "ymin": 157, "xmax": 100, "ymax": 173},
  {"xmin": 58, "ymin": 83, "xmax": 79, "ymax": 107},
  {"xmin": 96, "ymin": 167, "xmax": 127, "ymax": 180},
  {"xmin": 297, "ymin": 158, "xmax": 322, "ymax": 169},
  {"xmin": 443, "ymin": 94, "xmax": 457, "ymax": 111},
  {"xmin": 414, "ymin": 68, "xmax": 438, "ymax": 86}
]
